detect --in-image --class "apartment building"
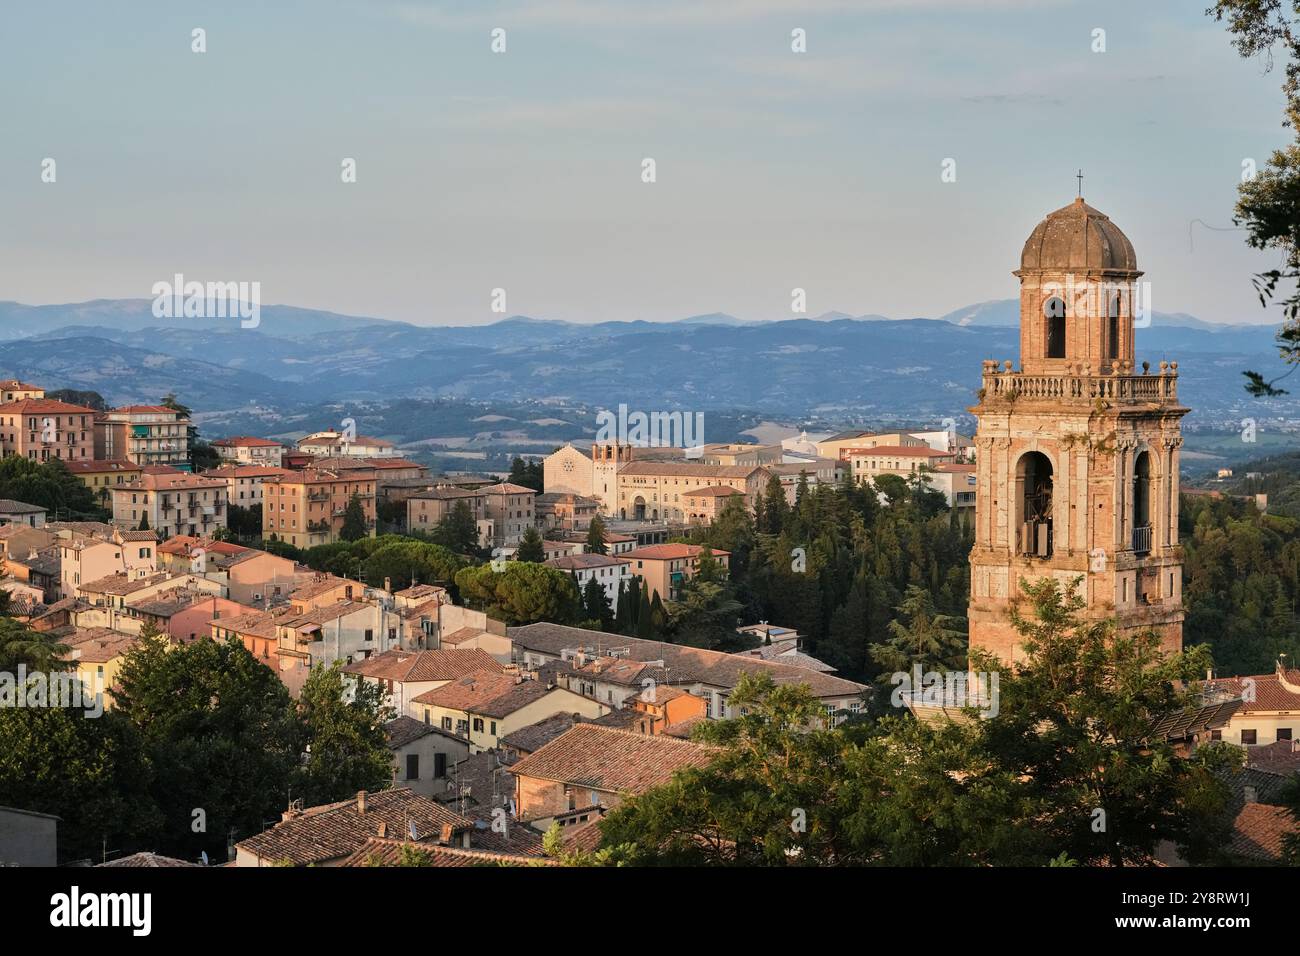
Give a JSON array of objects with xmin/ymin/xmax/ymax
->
[
  {"xmin": 842, "ymin": 445, "xmax": 956, "ymax": 484},
  {"xmin": 204, "ymin": 464, "xmax": 292, "ymax": 509},
  {"xmin": 680, "ymin": 486, "xmax": 744, "ymax": 524},
  {"xmin": 97, "ymin": 405, "xmax": 193, "ymax": 471},
  {"xmin": 211, "ymin": 435, "xmax": 285, "ymax": 467},
  {"xmin": 0, "ymin": 398, "xmax": 96, "ymax": 462},
  {"xmin": 544, "ymin": 553, "xmax": 632, "ymax": 611},
  {"xmin": 111, "ymin": 472, "xmax": 228, "ymax": 540},
  {"xmin": 407, "ymin": 486, "xmax": 487, "ymax": 534},
  {"xmin": 697, "ymin": 443, "xmax": 784, "ymax": 466},
  {"xmin": 60, "ymin": 530, "xmax": 157, "ymax": 598},
  {"xmin": 296, "ymin": 430, "xmax": 397, "ymax": 458},
  {"xmin": 617, "ymin": 543, "xmax": 730, "ymax": 603},
  {"xmin": 63, "ymin": 459, "xmax": 144, "ymax": 506},
  {"xmin": 534, "ymin": 492, "xmax": 598, "ymax": 532},
  {"xmin": 481, "ymin": 483, "xmax": 536, "ymax": 547},
  {"xmin": 0, "ymin": 380, "xmax": 44, "ymax": 403},
  {"xmin": 262, "ymin": 468, "xmax": 377, "ymax": 548}
]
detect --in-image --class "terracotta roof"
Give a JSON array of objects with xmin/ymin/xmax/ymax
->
[
  {"xmin": 0, "ymin": 379, "xmax": 42, "ymax": 390},
  {"xmin": 682, "ymin": 486, "xmax": 744, "ymax": 498},
  {"xmin": 440, "ymin": 625, "xmax": 490, "ymax": 645},
  {"xmin": 121, "ymin": 473, "xmax": 226, "ymax": 491},
  {"xmin": 203, "ymin": 465, "xmax": 293, "ymax": 479},
  {"xmin": 386, "ymin": 715, "xmax": 446, "ymax": 750},
  {"xmin": 510, "ymin": 622, "xmax": 867, "ymax": 699},
  {"xmin": 662, "ymin": 716, "xmax": 706, "ymax": 739},
  {"xmin": 499, "ymin": 712, "xmax": 589, "ymax": 754},
  {"xmin": 99, "ymin": 852, "xmax": 201, "ymax": 868},
  {"xmin": 1227, "ymin": 803, "xmax": 1297, "ymax": 862},
  {"xmin": 842, "ymin": 445, "xmax": 952, "ymax": 458},
  {"xmin": 545, "ymin": 553, "xmax": 627, "ymax": 571},
  {"xmin": 620, "ymin": 543, "xmax": 730, "ymax": 561},
  {"xmin": 344, "ymin": 648, "xmax": 504, "ymax": 683},
  {"xmin": 237, "ymin": 789, "xmax": 476, "ymax": 866},
  {"xmin": 408, "ymin": 487, "xmax": 484, "ymax": 501},
  {"xmin": 0, "ymin": 500, "xmax": 46, "ymax": 514},
  {"xmin": 395, "ymin": 584, "xmax": 447, "ymax": 601},
  {"xmin": 61, "ymin": 628, "xmax": 139, "ymax": 663},
  {"xmin": 211, "ymin": 436, "xmax": 282, "ymax": 447},
  {"xmin": 111, "ymin": 405, "xmax": 186, "ymax": 416},
  {"xmin": 79, "ymin": 571, "xmax": 171, "ymax": 596},
  {"xmin": 298, "ymin": 434, "xmax": 394, "ymax": 448},
  {"xmin": 340, "ymin": 837, "xmax": 553, "ymax": 867},
  {"xmin": 0, "ymin": 398, "xmax": 96, "ymax": 415},
  {"xmin": 472, "ymin": 680, "xmax": 557, "ymax": 719},
  {"xmin": 1206, "ymin": 669, "xmax": 1300, "ymax": 713},
  {"xmin": 213, "ymin": 609, "xmax": 279, "ymax": 639},
  {"xmin": 411, "ymin": 669, "xmax": 519, "ymax": 710},
  {"xmin": 618, "ymin": 462, "xmax": 763, "ymax": 479},
  {"xmin": 480, "ymin": 483, "xmax": 538, "ymax": 495},
  {"xmin": 290, "ymin": 575, "xmax": 361, "ymax": 601},
  {"xmin": 509, "ymin": 724, "xmax": 714, "ymax": 794},
  {"xmin": 1246, "ymin": 740, "xmax": 1300, "ymax": 776}
]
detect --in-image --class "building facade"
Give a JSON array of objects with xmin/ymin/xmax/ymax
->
[{"xmin": 968, "ymin": 197, "xmax": 1186, "ymax": 663}]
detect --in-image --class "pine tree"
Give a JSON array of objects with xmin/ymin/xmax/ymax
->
[
  {"xmin": 340, "ymin": 492, "xmax": 367, "ymax": 542},
  {"xmin": 516, "ymin": 525, "xmax": 545, "ymax": 562},
  {"xmin": 586, "ymin": 514, "xmax": 608, "ymax": 555},
  {"xmin": 761, "ymin": 473, "xmax": 789, "ymax": 536},
  {"xmin": 583, "ymin": 575, "xmax": 614, "ymax": 630}
]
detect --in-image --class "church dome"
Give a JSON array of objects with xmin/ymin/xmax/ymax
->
[{"xmin": 1018, "ymin": 198, "xmax": 1138, "ymax": 273}]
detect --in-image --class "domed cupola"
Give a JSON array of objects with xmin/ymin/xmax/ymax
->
[{"xmin": 1018, "ymin": 197, "xmax": 1139, "ymax": 275}]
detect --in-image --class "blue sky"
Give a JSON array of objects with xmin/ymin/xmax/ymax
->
[{"xmin": 3, "ymin": 0, "xmax": 1292, "ymax": 326}]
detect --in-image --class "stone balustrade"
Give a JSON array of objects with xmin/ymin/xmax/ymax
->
[{"xmin": 979, "ymin": 359, "xmax": 1178, "ymax": 404}]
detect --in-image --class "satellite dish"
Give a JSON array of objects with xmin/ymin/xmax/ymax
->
[
  {"xmin": 201, "ymin": 850, "xmax": 209, "ymax": 866},
  {"xmin": 408, "ymin": 819, "xmax": 418, "ymax": 841}
]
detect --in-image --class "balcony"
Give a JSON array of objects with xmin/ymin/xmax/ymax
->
[
  {"xmin": 1132, "ymin": 524, "xmax": 1152, "ymax": 556},
  {"xmin": 979, "ymin": 360, "xmax": 1179, "ymax": 405}
]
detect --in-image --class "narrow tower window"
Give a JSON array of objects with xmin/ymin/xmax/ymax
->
[
  {"xmin": 1108, "ymin": 292, "xmax": 1121, "ymax": 360},
  {"xmin": 1016, "ymin": 452, "xmax": 1054, "ymax": 558},
  {"xmin": 1044, "ymin": 296, "xmax": 1066, "ymax": 358},
  {"xmin": 1132, "ymin": 451, "xmax": 1151, "ymax": 555}
]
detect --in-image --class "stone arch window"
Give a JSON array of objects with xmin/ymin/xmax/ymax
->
[
  {"xmin": 1044, "ymin": 296, "xmax": 1066, "ymax": 358},
  {"xmin": 1015, "ymin": 451, "xmax": 1054, "ymax": 557},
  {"xmin": 1132, "ymin": 450, "xmax": 1152, "ymax": 555},
  {"xmin": 1108, "ymin": 292, "xmax": 1122, "ymax": 361}
]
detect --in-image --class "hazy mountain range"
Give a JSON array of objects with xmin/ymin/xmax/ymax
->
[{"xmin": 0, "ymin": 299, "xmax": 1292, "ymax": 432}]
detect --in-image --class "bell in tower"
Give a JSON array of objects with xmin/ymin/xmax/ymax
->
[{"xmin": 967, "ymin": 193, "xmax": 1188, "ymax": 664}]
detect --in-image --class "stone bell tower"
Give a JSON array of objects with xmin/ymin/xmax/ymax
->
[{"xmin": 967, "ymin": 196, "xmax": 1187, "ymax": 663}]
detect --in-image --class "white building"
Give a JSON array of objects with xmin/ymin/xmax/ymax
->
[{"xmin": 544, "ymin": 553, "xmax": 632, "ymax": 614}]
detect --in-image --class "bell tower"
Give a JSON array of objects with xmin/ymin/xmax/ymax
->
[{"xmin": 968, "ymin": 196, "xmax": 1187, "ymax": 663}]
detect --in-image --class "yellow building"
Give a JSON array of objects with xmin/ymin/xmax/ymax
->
[
  {"xmin": 617, "ymin": 543, "xmax": 730, "ymax": 604},
  {"xmin": 262, "ymin": 468, "xmax": 377, "ymax": 548},
  {"xmin": 60, "ymin": 627, "xmax": 141, "ymax": 709},
  {"xmin": 411, "ymin": 669, "xmax": 606, "ymax": 753},
  {"xmin": 64, "ymin": 459, "xmax": 144, "ymax": 506},
  {"xmin": 615, "ymin": 462, "xmax": 767, "ymax": 523}
]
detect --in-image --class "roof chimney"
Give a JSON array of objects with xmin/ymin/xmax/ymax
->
[
  {"xmin": 439, "ymin": 822, "xmax": 453, "ymax": 845},
  {"xmin": 1244, "ymin": 785, "xmax": 1257, "ymax": 805},
  {"xmin": 356, "ymin": 790, "xmax": 367, "ymax": 814},
  {"xmin": 384, "ymin": 576, "xmax": 392, "ymax": 593},
  {"xmin": 377, "ymin": 821, "xmax": 387, "ymax": 838}
]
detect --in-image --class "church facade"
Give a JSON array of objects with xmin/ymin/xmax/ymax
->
[{"xmin": 968, "ymin": 197, "xmax": 1187, "ymax": 663}]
